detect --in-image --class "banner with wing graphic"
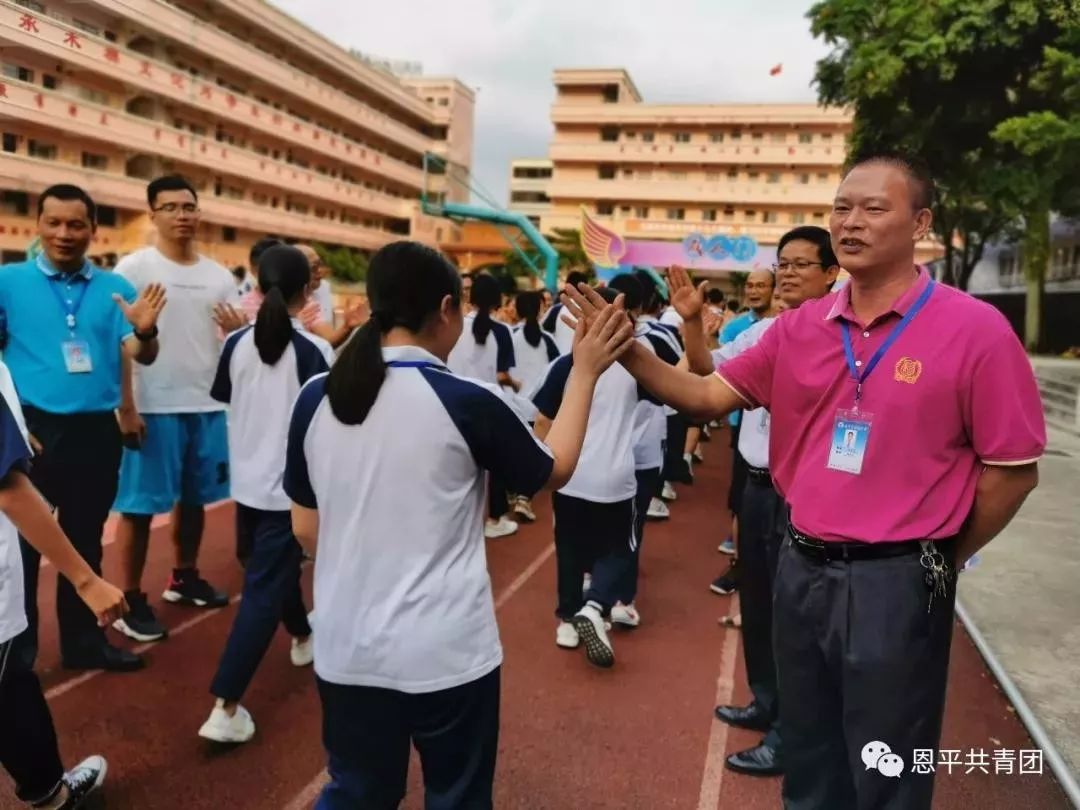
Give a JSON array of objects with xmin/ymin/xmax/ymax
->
[{"xmin": 579, "ymin": 209, "xmax": 776, "ymax": 272}]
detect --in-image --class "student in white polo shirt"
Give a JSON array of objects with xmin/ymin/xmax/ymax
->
[
  {"xmin": 197, "ymin": 245, "xmax": 334, "ymax": 744},
  {"xmin": 0, "ymin": 359, "xmax": 127, "ymax": 808},
  {"xmin": 542, "ymin": 270, "xmax": 588, "ymax": 355},
  {"xmin": 447, "ymin": 272, "xmax": 521, "ymax": 539},
  {"xmin": 533, "ymin": 285, "xmax": 660, "ymax": 667},
  {"xmin": 285, "ymin": 242, "xmax": 631, "ymax": 809}
]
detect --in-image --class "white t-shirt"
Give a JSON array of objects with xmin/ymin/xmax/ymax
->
[
  {"xmin": 211, "ymin": 321, "xmax": 333, "ymax": 511},
  {"xmin": 541, "ymin": 303, "xmax": 576, "ymax": 355},
  {"xmin": 633, "ymin": 319, "xmax": 683, "ymax": 470},
  {"xmin": 311, "ymin": 281, "xmax": 334, "ymax": 326},
  {"xmin": 0, "ymin": 362, "xmax": 30, "ymax": 645},
  {"xmin": 533, "ymin": 354, "xmax": 655, "ymax": 502},
  {"xmin": 659, "ymin": 306, "xmax": 684, "ymax": 330},
  {"xmin": 447, "ymin": 314, "xmax": 515, "ymax": 385},
  {"xmin": 116, "ymin": 248, "xmax": 236, "ymax": 413},
  {"xmin": 713, "ymin": 317, "xmax": 777, "ymax": 470},
  {"xmin": 511, "ymin": 324, "xmax": 560, "ymax": 400},
  {"xmin": 284, "ymin": 345, "xmax": 553, "ymax": 693}
]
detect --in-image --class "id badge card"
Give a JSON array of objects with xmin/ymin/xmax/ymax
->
[
  {"xmin": 62, "ymin": 340, "xmax": 93, "ymax": 374},
  {"xmin": 756, "ymin": 408, "xmax": 770, "ymax": 435},
  {"xmin": 827, "ymin": 408, "xmax": 872, "ymax": 475}
]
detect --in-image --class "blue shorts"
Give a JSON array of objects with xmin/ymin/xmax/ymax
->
[{"xmin": 114, "ymin": 412, "xmax": 230, "ymax": 515}]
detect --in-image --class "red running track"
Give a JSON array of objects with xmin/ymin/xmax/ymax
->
[{"xmin": 1, "ymin": 442, "xmax": 1072, "ymax": 809}]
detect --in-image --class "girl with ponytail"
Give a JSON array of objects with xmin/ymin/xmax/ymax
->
[
  {"xmin": 199, "ymin": 244, "xmax": 334, "ymax": 745},
  {"xmin": 282, "ymin": 241, "xmax": 635, "ymax": 807}
]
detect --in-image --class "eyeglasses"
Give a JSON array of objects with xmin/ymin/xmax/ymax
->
[
  {"xmin": 772, "ymin": 261, "xmax": 823, "ymax": 272},
  {"xmin": 153, "ymin": 203, "xmax": 199, "ymax": 214}
]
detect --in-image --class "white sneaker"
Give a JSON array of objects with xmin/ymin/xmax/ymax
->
[
  {"xmin": 572, "ymin": 602, "xmax": 614, "ymax": 668},
  {"xmin": 484, "ymin": 516, "xmax": 518, "ymax": 539},
  {"xmin": 581, "ymin": 572, "xmax": 592, "ymax": 595},
  {"xmin": 198, "ymin": 701, "xmax": 255, "ymax": 744},
  {"xmin": 661, "ymin": 482, "xmax": 677, "ymax": 501},
  {"xmin": 512, "ymin": 496, "xmax": 537, "ymax": 523},
  {"xmin": 647, "ymin": 497, "xmax": 670, "ymax": 519},
  {"xmin": 290, "ymin": 636, "xmax": 313, "ymax": 667},
  {"xmin": 692, "ymin": 447, "xmax": 705, "ymax": 463},
  {"xmin": 556, "ymin": 621, "xmax": 580, "ymax": 649},
  {"xmin": 611, "ymin": 602, "xmax": 641, "ymax": 629}
]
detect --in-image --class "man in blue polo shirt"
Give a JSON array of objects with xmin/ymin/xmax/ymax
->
[{"xmin": 0, "ymin": 184, "xmax": 166, "ymax": 672}]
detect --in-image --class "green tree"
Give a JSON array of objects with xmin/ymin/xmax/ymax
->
[
  {"xmin": 547, "ymin": 227, "xmax": 591, "ymax": 273},
  {"xmin": 808, "ymin": 0, "xmax": 1078, "ymax": 347},
  {"xmin": 313, "ymin": 243, "xmax": 369, "ymax": 284}
]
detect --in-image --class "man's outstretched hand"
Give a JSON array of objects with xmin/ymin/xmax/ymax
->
[{"xmin": 668, "ymin": 265, "xmax": 709, "ymax": 322}]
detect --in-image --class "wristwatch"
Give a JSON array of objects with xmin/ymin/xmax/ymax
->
[{"xmin": 134, "ymin": 325, "xmax": 159, "ymax": 342}]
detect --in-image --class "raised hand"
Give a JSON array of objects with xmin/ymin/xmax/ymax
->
[
  {"xmin": 76, "ymin": 575, "xmax": 129, "ymax": 628},
  {"xmin": 114, "ymin": 282, "xmax": 166, "ymax": 334},
  {"xmin": 571, "ymin": 293, "xmax": 635, "ymax": 377},
  {"xmin": 668, "ymin": 265, "xmax": 709, "ymax": 321},
  {"xmin": 343, "ymin": 298, "xmax": 370, "ymax": 329},
  {"xmin": 213, "ymin": 302, "xmax": 249, "ymax": 334},
  {"xmin": 559, "ymin": 281, "xmax": 609, "ymax": 333}
]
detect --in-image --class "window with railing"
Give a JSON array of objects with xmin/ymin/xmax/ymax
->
[
  {"xmin": 597, "ymin": 203, "xmax": 614, "ymax": 216},
  {"xmin": 666, "ymin": 208, "xmax": 685, "ymax": 220},
  {"xmin": 703, "ymin": 209, "xmax": 717, "ymax": 222},
  {"xmin": 673, "ymin": 132, "xmax": 691, "ymax": 143},
  {"xmin": 763, "ymin": 211, "xmax": 779, "ymax": 224},
  {"xmin": 28, "ymin": 140, "xmax": 57, "ymax": 160},
  {"xmin": 798, "ymin": 132, "xmax": 813, "ymax": 144},
  {"xmin": 710, "ymin": 133, "xmax": 724, "ymax": 143},
  {"xmin": 790, "ymin": 212, "xmax": 806, "ymax": 224},
  {"xmin": 634, "ymin": 206, "xmax": 649, "ymax": 218},
  {"xmin": 81, "ymin": 152, "xmax": 108, "ymax": 170}
]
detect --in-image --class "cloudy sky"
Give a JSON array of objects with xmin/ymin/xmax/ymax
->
[{"xmin": 270, "ymin": 0, "xmax": 831, "ymax": 204}]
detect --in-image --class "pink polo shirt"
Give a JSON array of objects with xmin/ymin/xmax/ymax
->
[{"xmin": 717, "ymin": 267, "xmax": 1046, "ymax": 543}]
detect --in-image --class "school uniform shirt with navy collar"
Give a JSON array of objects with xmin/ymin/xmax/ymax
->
[
  {"xmin": 210, "ymin": 321, "xmax": 334, "ymax": 512},
  {"xmin": 0, "ymin": 361, "xmax": 32, "ymax": 645},
  {"xmin": 511, "ymin": 323, "xmax": 560, "ymax": 400},
  {"xmin": 533, "ymin": 355, "xmax": 659, "ymax": 503},
  {"xmin": 283, "ymin": 345, "xmax": 553, "ymax": 693},
  {"xmin": 446, "ymin": 312, "xmax": 515, "ymax": 385},
  {"xmin": 633, "ymin": 317, "xmax": 683, "ymax": 471},
  {"xmin": 541, "ymin": 303, "xmax": 576, "ymax": 355}
]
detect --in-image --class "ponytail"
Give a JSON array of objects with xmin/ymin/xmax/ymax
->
[
  {"xmin": 469, "ymin": 273, "xmax": 501, "ymax": 346},
  {"xmin": 516, "ymin": 291, "xmax": 542, "ymax": 347},
  {"xmin": 326, "ymin": 317, "xmax": 384, "ymax": 425},
  {"xmin": 472, "ymin": 308, "xmax": 493, "ymax": 345},
  {"xmin": 254, "ymin": 286, "xmax": 294, "ymax": 365}
]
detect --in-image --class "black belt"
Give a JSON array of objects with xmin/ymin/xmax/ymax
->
[
  {"xmin": 788, "ymin": 523, "xmax": 954, "ymax": 563},
  {"xmin": 746, "ymin": 465, "xmax": 772, "ymax": 485}
]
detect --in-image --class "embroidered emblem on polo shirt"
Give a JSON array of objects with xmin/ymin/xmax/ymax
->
[{"xmin": 894, "ymin": 357, "xmax": 922, "ymax": 384}]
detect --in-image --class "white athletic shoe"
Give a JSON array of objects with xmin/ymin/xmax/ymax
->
[
  {"xmin": 581, "ymin": 572, "xmax": 592, "ymax": 595},
  {"xmin": 572, "ymin": 602, "xmax": 614, "ymax": 668},
  {"xmin": 556, "ymin": 621, "xmax": 580, "ymax": 649},
  {"xmin": 512, "ymin": 495, "xmax": 537, "ymax": 523},
  {"xmin": 611, "ymin": 602, "xmax": 641, "ymax": 629},
  {"xmin": 661, "ymin": 482, "xmax": 677, "ymax": 501},
  {"xmin": 198, "ymin": 701, "xmax": 255, "ymax": 744},
  {"xmin": 647, "ymin": 497, "xmax": 670, "ymax": 520},
  {"xmin": 290, "ymin": 636, "xmax": 314, "ymax": 667},
  {"xmin": 484, "ymin": 516, "xmax": 518, "ymax": 539}
]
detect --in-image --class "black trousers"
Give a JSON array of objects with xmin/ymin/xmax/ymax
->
[
  {"xmin": 662, "ymin": 414, "xmax": 689, "ymax": 483},
  {"xmin": 552, "ymin": 493, "xmax": 634, "ymax": 619},
  {"xmin": 235, "ymin": 505, "xmax": 310, "ymax": 639},
  {"xmin": 773, "ymin": 531, "xmax": 957, "ymax": 810},
  {"xmin": 487, "ymin": 474, "xmax": 509, "ymax": 521},
  {"xmin": 14, "ymin": 408, "xmax": 122, "ymax": 668},
  {"xmin": 736, "ymin": 476, "xmax": 786, "ymax": 749},
  {"xmin": 315, "ymin": 667, "xmax": 500, "ymax": 810},
  {"xmin": 617, "ymin": 467, "xmax": 660, "ymax": 605},
  {"xmin": 0, "ymin": 639, "xmax": 66, "ymax": 805}
]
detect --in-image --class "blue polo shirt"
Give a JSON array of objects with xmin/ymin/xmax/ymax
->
[
  {"xmin": 719, "ymin": 311, "xmax": 760, "ymax": 428},
  {"xmin": 0, "ymin": 256, "xmax": 136, "ymax": 414}
]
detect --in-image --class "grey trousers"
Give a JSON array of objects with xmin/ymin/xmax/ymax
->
[{"xmin": 773, "ymin": 531, "xmax": 957, "ymax": 810}]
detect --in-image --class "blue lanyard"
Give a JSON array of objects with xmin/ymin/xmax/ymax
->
[
  {"xmin": 46, "ymin": 273, "xmax": 91, "ymax": 334},
  {"xmin": 386, "ymin": 360, "xmax": 445, "ymax": 370},
  {"xmin": 840, "ymin": 280, "xmax": 935, "ymax": 404}
]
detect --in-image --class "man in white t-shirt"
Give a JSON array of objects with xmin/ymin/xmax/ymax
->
[{"xmin": 112, "ymin": 175, "xmax": 236, "ymax": 643}]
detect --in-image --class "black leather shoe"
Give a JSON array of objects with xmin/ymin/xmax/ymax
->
[
  {"xmin": 63, "ymin": 642, "xmax": 144, "ymax": 672},
  {"xmin": 714, "ymin": 702, "xmax": 771, "ymax": 732},
  {"xmin": 725, "ymin": 742, "xmax": 783, "ymax": 776}
]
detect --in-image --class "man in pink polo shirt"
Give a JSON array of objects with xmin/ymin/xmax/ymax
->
[{"xmin": 562, "ymin": 152, "xmax": 1045, "ymax": 810}]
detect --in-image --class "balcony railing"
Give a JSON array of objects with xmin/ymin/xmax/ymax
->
[
  {"xmin": 549, "ymin": 140, "xmax": 844, "ymax": 167},
  {"xmin": 548, "ymin": 178, "xmax": 834, "ymax": 207},
  {"xmin": 550, "ymin": 103, "xmax": 852, "ymax": 127},
  {"xmin": 0, "ymin": 153, "xmax": 399, "ymax": 250},
  {"xmin": 87, "ymin": 0, "xmax": 433, "ymax": 154},
  {"xmin": 0, "ymin": 0, "xmax": 425, "ymax": 189},
  {"xmin": 0, "ymin": 79, "xmax": 413, "ymax": 220}
]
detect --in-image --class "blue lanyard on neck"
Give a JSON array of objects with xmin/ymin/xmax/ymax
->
[
  {"xmin": 46, "ymin": 273, "xmax": 91, "ymax": 335},
  {"xmin": 385, "ymin": 360, "xmax": 445, "ymax": 370},
  {"xmin": 840, "ymin": 280, "xmax": 935, "ymax": 404}
]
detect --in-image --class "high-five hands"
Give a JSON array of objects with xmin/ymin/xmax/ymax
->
[
  {"xmin": 565, "ymin": 289, "xmax": 634, "ymax": 376},
  {"xmin": 114, "ymin": 282, "xmax": 167, "ymax": 334},
  {"xmin": 668, "ymin": 265, "xmax": 710, "ymax": 322}
]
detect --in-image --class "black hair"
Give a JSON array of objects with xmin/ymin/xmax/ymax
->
[
  {"xmin": 231, "ymin": 265, "xmax": 247, "ymax": 281},
  {"xmin": 515, "ymin": 291, "xmax": 543, "ymax": 347},
  {"xmin": 845, "ymin": 150, "xmax": 935, "ymax": 211},
  {"xmin": 470, "ymin": 273, "xmax": 501, "ymax": 345},
  {"xmin": 595, "ymin": 286, "xmax": 619, "ymax": 304},
  {"xmin": 327, "ymin": 241, "xmax": 461, "ymax": 426},
  {"xmin": 38, "ymin": 184, "xmax": 96, "ymax": 225},
  {"xmin": 250, "ymin": 237, "xmax": 282, "ymax": 269},
  {"xmin": 726, "ymin": 300, "xmax": 740, "ymax": 313},
  {"xmin": 633, "ymin": 270, "xmax": 663, "ymax": 314},
  {"xmin": 566, "ymin": 270, "xmax": 589, "ymax": 289},
  {"xmin": 254, "ymin": 245, "xmax": 311, "ymax": 365},
  {"xmin": 608, "ymin": 273, "xmax": 644, "ymax": 312},
  {"xmin": 777, "ymin": 225, "xmax": 839, "ymax": 269},
  {"xmin": 707, "ymin": 288, "xmax": 725, "ymax": 305},
  {"xmin": 147, "ymin": 174, "xmax": 198, "ymax": 207}
]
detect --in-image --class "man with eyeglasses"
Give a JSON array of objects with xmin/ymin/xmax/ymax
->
[{"xmin": 111, "ymin": 175, "xmax": 236, "ymax": 645}]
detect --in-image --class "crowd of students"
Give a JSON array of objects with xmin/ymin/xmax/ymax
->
[{"xmin": 0, "ymin": 150, "xmax": 1045, "ymax": 810}]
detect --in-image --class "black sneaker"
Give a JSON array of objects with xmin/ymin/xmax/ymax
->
[
  {"xmin": 709, "ymin": 559, "xmax": 740, "ymax": 595},
  {"xmin": 56, "ymin": 755, "xmax": 107, "ymax": 808},
  {"xmin": 162, "ymin": 569, "xmax": 228, "ymax": 608},
  {"xmin": 112, "ymin": 591, "xmax": 167, "ymax": 642}
]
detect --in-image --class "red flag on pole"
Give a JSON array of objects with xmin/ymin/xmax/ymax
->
[{"xmin": 769, "ymin": 63, "xmax": 783, "ymax": 76}]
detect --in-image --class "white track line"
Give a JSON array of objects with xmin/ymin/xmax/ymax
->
[
  {"xmin": 44, "ymin": 594, "xmax": 241, "ymax": 701},
  {"xmin": 696, "ymin": 597, "xmax": 741, "ymax": 810},
  {"xmin": 281, "ymin": 542, "xmax": 557, "ymax": 810}
]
